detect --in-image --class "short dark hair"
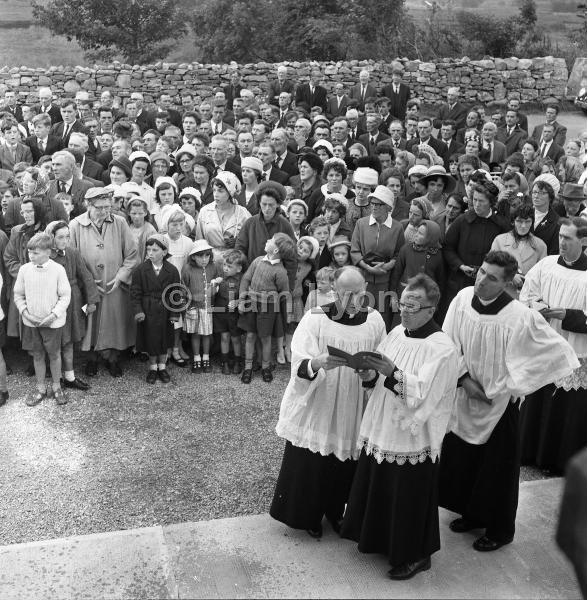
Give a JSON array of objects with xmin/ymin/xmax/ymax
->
[
  {"xmin": 405, "ymin": 273, "xmax": 441, "ymax": 307},
  {"xmin": 559, "ymin": 216, "xmax": 587, "ymax": 238},
  {"xmin": 257, "ymin": 180, "xmax": 286, "ymax": 204},
  {"xmin": 483, "ymin": 250, "xmax": 519, "ymax": 281},
  {"xmin": 224, "ymin": 249, "xmax": 247, "ymax": 269},
  {"xmin": 182, "ymin": 111, "xmax": 201, "ymax": 125},
  {"xmin": 112, "ymin": 120, "xmax": 133, "ymax": 139},
  {"xmin": 545, "ymin": 103, "xmax": 560, "ymax": 115}
]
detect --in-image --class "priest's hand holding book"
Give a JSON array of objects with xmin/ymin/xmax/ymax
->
[
  {"xmin": 361, "ymin": 354, "xmax": 396, "ymax": 377},
  {"xmin": 311, "ymin": 353, "xmax": 349, "ymax": 372}
]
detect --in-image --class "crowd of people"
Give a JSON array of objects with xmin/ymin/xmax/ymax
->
[{"xmin": 0, "ymin": 64, "xmax": 586, "ymax": 580}]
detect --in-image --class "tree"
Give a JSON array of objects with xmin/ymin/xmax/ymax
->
[
  {"xmin": 31, "ymin": 0, "xmax": 187, "ymax": 64},
  {"xmin": 455, "ymin": 10, "xmax": 519, "ymax": 57}
]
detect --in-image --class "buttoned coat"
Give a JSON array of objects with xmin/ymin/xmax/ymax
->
[{"xmin": 69, "ymin": 212, "xmax": 137, "ymax": 351}]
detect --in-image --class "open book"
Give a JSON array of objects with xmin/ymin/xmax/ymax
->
[{"xmin": 327, "ymin": 345, "xmax": 382, "ymax": 371}]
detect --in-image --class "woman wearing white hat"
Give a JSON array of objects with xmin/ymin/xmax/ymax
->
[
  {"xmin": 347, "ymin": 166, "xmax": 379, "ymax": 231},
  {"xmin": 350, "ymin": 185, "xmax": 405, "ymax": 330},
  {"xmin": 236, "ymin": 156, "xmax": 264, "ymax": 215},
  {"xmin": 195, "ymin": 171, "xmax": 251, "ymax": 259},
  {"xmin": 173, "ymin": 144, "xmax": 198, "ymax": 192}
]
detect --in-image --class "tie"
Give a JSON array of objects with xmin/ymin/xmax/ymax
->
[
  {"xmin": 58, "ymin": 181, "xmax": 65, "ymax": 193},
  {"xmin": 394, "ymin": 86, "xmax": 399, "ymax": 95},
  {"xmin": 394, "ymin": 140, "xmax": 400, "ymax": 148},
  {"xmin": 489, "ymin": 142, "xmax": 493, "ymax": 162},
  {"xmin": 39, "ymin": 138, "xmax": 45, "ymax": 152},
  {"xmin": 541, "ymin": 143, "xmax": 547, "ymax": 157},
  {"xmin": 62, "ymin": 124, "xmax": 70, "ymax": 140},
  {"xmin": 350, "ymin": 128, "xmax": 356, "ymax": 140},
  {"xmin": 361, "ymin": 86, "xmax": 366, "ymax": 100},
  {"xmin": 370, "ymin": 136, "xmax": 376, "ymax": 146},
  {"xmin": 508, "ymin": 128, "xmax": 513, "ymax": 136},
  {"xmin": 310, "ymin": 86, "xmax": 314, "ymax": 97}
]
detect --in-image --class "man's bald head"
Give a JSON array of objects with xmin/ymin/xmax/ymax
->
[{"xmin": 334, "ymin": 266, "xmax": 366, "ymax": 314}]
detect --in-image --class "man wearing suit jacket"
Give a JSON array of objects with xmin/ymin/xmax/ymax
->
[
  {"xmin": 433, "ymin": 87, "xmax": 468, "ymax": 131},
  {"xmin": 531, "ymin": 104, "xmax": 567, "ymax": 148},
  {"xmin": 480, "ymin": 122, "xmax": 507, "ymax": 170},
  {"xmin": 25, "ymin": 113, "xmax": 62, "ymax": 164},
  {"xmin": 496, "ymin": 109, "xmax": 528, "ymax": 156},
  {"xmin": 331, "ymin": 118, "xmax": 354, "ymax": 152},
  {"xmin": 257, "ymin": 142, "xmax": 289, "ymax": 185},
  {"xmin": 535, "ymin": 123, "xmax": 565, "ymax": 164},
  {"xmin": 407, "ymin": 116, "xmax": 448, "ymax": 161},
  {"xmin": 270, "ymin": 128, "xmax": 299, "ymax": 177},
  {"xmin": 267, "ymin": 65, "xmax": 297, "ymax": 107},
  {"xmin": 209, "ymin": 135, "xmax": 242, "ymax": 182},
  {"xmin": 388, "ymin": 120, "xmax": 407, "ymax": 151},
  {"xmin": 129, "ymin": 92, "xmax": 156, "ymax": 135},
  {"xmin": 156, "ymin": 92, "xmax": 182, "ymax": 129},
  {"xmin": 208, "ymin": 101, "xmax": 232, "ymax": 136},
  {"xmin": 68, "ymin": 132, "xmax": 104, "ymax": 180},
  {"xmin": 506, "ymin": 98, "xmax": 528, "ymax": 134},
  {"xmin": 382, "ymin": 69, "xmax": 411, "ymax": 121},
  {"xmin": 50, "ymin": 99, "xmax": 87, "ymax": 146},
  {"xmin": 438, "ymin": 120, "xmax": 464, "ymax": 160},
  {"xmin": 47, "ymin": 150, "xmax": 93, "ymax": 216},
  {"xmin": 36, "ymin": 86, "xmax": 62, "ymax": 124},
  {"xmin": 275, "ymin": 92, "xmax": 293, "ymax": 128},
  {"xmin": 295, "ymin": 69, "xmax": 328, "ymax": 114},
  {"xmin": 358, "ymin": 114, "xmax": 390, "ymax": 157},
  {"xmin": 3, "ymin": 90, "xmax": 22, "ymax": 123},
  {"xmin": 0, "ymin": 121, "xmax": 33, "ymax": 172},
  {"xmin": 377, "ymin": 98, "xmax": 396, "ymax": 135},
  {"xmin": 222, "ymin": 70, "xmax": 244, "ymax": 110},
  {"xmin": 349, "ymin": 70, "xmax": 378, "ymax": 112},
  {"xmin": 326, "ymin": 83, "xmax": 350, "ymax": 120}
]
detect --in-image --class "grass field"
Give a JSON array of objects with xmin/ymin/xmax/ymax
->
[{"xmin": 0, "ymin": 0, "xmax": 582, "ymax": 67}]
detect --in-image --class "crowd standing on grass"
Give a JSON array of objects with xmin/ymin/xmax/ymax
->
[{"xmin": 0, "ymin": 65, "xmax": 586, "ymax": 580}]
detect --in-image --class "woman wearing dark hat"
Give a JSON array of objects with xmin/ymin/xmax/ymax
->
[
  {"xmin": 443, "ymin": 178, "xmax": 509, "ymax": 306},
  {"xmin": 130, "ymin": 233, "xmax": 181, "ymax": 384},
  {"xmin": 288, "ymin": 152, "xmax": 323, "ymax": 206},
  {"xmin": 69, "ymin": 187, "xmax": 138, "ymax": 378},
  {"xmin": 192, "ymin": 155, "xmax": 216, "ymax": 206},
  {"xmin": 108, "ymin": 156, "xmax": 132, "ymax": 186},
  {"xmin": 417, "ymin": 165, "xmax": 456, "ymax": 220}
]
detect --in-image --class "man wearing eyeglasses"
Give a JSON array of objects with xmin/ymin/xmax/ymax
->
[
  {"xmin": 439, "ymin": 250, "xmax": 577, "ymax": 554},
  {"xmin": 341, "ymin": 273, "xmax": 459, "ymax": 580}
]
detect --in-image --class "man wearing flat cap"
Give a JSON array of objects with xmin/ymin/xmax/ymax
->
[{"xmin": 554, "ymin": 183, "xmax": 587, "ymax": 219}]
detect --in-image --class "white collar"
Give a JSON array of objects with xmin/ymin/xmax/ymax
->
[
  {"xmin": 369, "ymin": 213, "xmax": 393, "ymax": 227},
  {"xmin": 263, "ymin": 255, "xmax": 280, "ymax": 265}
]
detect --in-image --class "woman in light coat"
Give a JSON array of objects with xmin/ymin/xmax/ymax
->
[{"xmin": 69, "ymin": 188, "xmax": 137, "ymax": 377}]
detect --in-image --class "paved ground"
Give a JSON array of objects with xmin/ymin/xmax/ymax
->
[{"xmin": 0, "ymin": 478, "xmax": 580, "ymax": 599}]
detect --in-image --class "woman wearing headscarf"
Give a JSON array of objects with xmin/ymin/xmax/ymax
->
[
  {"xmin": 4, "ymin": 166, "xmax": 67, "ymax": 233},
  {"xmin": 195, "ymin": 171, "xmax": 251, "ymax": 260},
  {"xmin": 390, "ymin": 219, "xmax": 445, "ymax": 301},
  {"xmin": 69, "ymin": 187, "xmax": 138, "ymax": 377},
  {"xmin": 401, "ymin": 197, "xmax": 432, "ymax": 245},
  {"xmin": 490, "ymin": 203, "xmax": 547, "ymax": 299},
  {"xmin": 442, "ymin": 178, "xmax": 509, "ymax": 306},
  {"xmin": 236, "ymin": 156, "xmax": 264, "ymax": 215}
]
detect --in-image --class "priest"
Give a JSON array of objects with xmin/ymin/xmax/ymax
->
[
  {"xmin": 341, "ymin": 274, "xmax": 459, "ymax": 580},
  {"xmin": 440, "ymin": 250, "xmax": 578, "ymax": 552},
  {"xmin": 519, "ymin": 216, "xmax": 587, "ymax": 473},
  {"xmin": 270, "ymin": 266, "xmax": 386, "ymax": 538}
]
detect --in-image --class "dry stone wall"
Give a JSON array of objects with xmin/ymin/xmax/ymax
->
[{"xmin": 0, "ymin": 57, "xmax": 568, "ymax": 108}]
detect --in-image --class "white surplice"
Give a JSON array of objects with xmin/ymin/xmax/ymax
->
[
  {"xmin": 358, "ymin": 325, "xmax": 459, "ymax": 465},
  {"xmin": 276, "ymin": 307, "xmax": 386, "ymax": 461},
  {"xmin": 443, "ymin": 287, "xmax": 579, "ymax": 445}
]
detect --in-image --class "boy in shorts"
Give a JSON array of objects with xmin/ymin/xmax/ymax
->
[{"xmin": 13, "ymin": 232, "xmax": 71, "ymax": 406}]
